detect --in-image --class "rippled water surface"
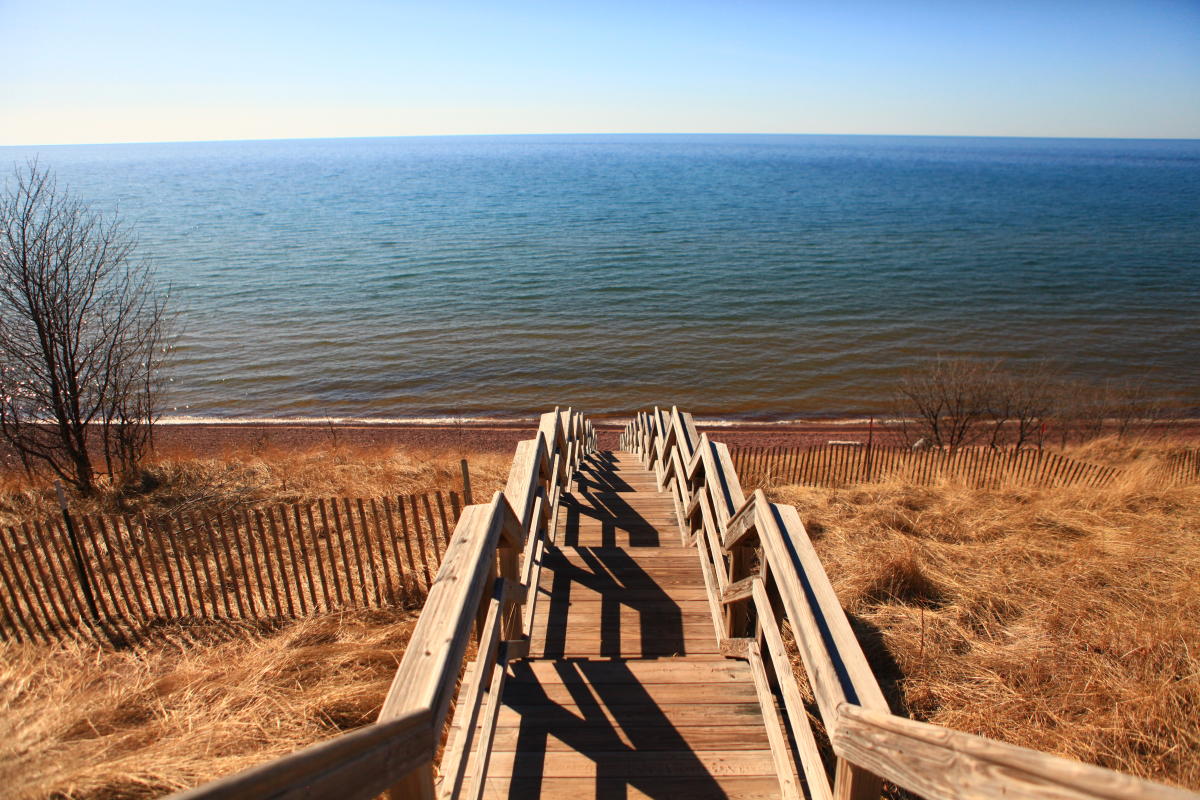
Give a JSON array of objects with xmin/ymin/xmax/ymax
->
[{"xmin": 4, "ymin": 135, "xmax": 1198, "ymax": 418}]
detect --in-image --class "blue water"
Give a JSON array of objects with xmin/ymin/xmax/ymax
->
[{"xmin": 3, "ymin": 134, "xmax": 1198, "ymax": 419}]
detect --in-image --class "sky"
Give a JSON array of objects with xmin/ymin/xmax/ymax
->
[{"xmin": 1, "ymin": 0, "xmax": 1198, "ymax": 145}]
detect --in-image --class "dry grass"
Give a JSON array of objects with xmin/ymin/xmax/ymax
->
[
  {"xmin": 770, "ymin": 441, "xmax": 1200, "ymax": 791},
  {"xmin": 0, "ymin": 608, "xmax": 418, "ymax": 799},
  {"xmin": 0, "ymin": 443, "xmax": 513, "ymax": 527},
  {"xmin": 0, "ymin": 442, "xmax": 512, "ymax": 799}
]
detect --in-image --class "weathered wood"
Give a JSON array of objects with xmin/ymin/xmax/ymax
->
[
  {"xmin": 379, "ymin": 494, "xmax": 515, "ymax": 730},
  {"xmin": 746, "ymin": 643, "xmax": 802, "ymax": 799},
  {"xmin": 722, "ymin": 492, "xmax": 760, "ymax": 550},
  {"xmin": 753, "ymin": 578, "xmax": 832, "ymax": 800},
  {"xmin": 169, "ymin": 707, "xmax": 433, "ymax": 800},
  {"xmin": 832, "ymin": 703, "xmax": 1195, "ymax": 800},
  {"xmin": 441, "ymin": 578, "xmax": 514, "ymax": 799},
  {"xmin": 720, "ymin": 575, "xmax": 756, "ymax": 605},
  {"xmin": 265, "ymin": 507, "xmax": 298, "ymax": 617},
  {"xmin": 253, "ymin": 509, "xmax": 285, "ymax": 616},
  {"xmin": 408, "ymin": 495, "xmax": 433, "ymax": 588}
]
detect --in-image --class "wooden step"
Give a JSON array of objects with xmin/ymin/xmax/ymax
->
[{"xmin": 482, "ymin": 775, "xmax": 783, "ymax": 800}]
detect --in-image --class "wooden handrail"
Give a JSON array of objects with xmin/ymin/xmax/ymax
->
[
  {"xmin": 173, "ymin": 408, "xmax": 596, "ymax": 800},
  {"xmin": 623, "ymin": 407, "xmax": 1188, "ymax": 800},
  {"xmin": 169, "ymin": 707, "xmax": 433, "ymax": 800}
]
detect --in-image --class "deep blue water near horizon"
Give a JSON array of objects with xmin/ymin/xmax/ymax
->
[{"xmin": 3, "ymin": 134, "xmax": 1198, "ymax": 420}]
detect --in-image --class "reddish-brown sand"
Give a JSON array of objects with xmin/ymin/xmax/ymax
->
[{"xmin": 150, "ymin": 418, "xmax": 1198, "ymax": 460}]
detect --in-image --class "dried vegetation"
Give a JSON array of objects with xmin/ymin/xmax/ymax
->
[
  {"xmin": 0, "ymin": 443, "xmax": 512, "ymax": 526},
  {"xmin": 769, "ymin": 439, "xmax": 1200, "ymax": 791},
  {"xmin": 0, "ymin": 608, "xmax": 418, "ymax": 799}
]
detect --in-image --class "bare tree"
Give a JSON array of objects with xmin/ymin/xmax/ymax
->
[
  {"xmin": 0, "ymin": 162, "xmax": 171, "ymax": 494},
  {"xmin": 894, "ymin": 358, "xmax": 994, "ymax": 453},
  {"xmin": 985, "ymin": 362, "xmax": 1056, "ymax": 449}
]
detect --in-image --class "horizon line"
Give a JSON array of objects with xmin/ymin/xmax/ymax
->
[{"xmin": 3, "ymin": 131, "xmax": 1200, "ymax": 149}]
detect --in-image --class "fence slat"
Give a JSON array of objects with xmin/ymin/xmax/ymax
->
[
  {"xmin": 265, "ymin": 507, "xmax": 297, "ymax": 618},
  {"xmin": 354, "ymin": 498, "xmax": 383, "ymax": 608},
  {"xmin": 381, "ymin": 497, "xmax": 409, "ymax": 603},
  {"xmin": 283, "ymin": 505, "xmax": 315, "ymax": 615},
  {"xmin": 305, "ymin": 503, "xmax": 333, "ymax": 612},
  {"xmin": 407, "ymin": 495, "xmax": 432, "ymax": 588},
  {"xmin": 27, "ymin": 521, "xmax": 78, "ymax": 629},
  {"xmin": 0, "ymin": 526, "xmax": 50, "ymax": 639},
  {"xmin": 317, "ymin": 499, "xmax": 348, "ymax": 608}
]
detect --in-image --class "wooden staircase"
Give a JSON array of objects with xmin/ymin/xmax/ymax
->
[
  {"xmin": 175, "ymin": 408, "xmax": 1195, "ymax": 800},
  {"xmin": 478, "ymin": 450, "xmax": 784, "ymax": 798}
]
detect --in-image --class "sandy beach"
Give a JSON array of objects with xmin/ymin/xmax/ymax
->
[{"xmin": 150, "ymin": 417, "xmax": 1200, "ymax": 460}]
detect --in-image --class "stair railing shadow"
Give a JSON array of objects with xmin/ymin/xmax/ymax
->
[{"xmin": 504, "ymin": 659, "xmax": 727, "ymax": 799}]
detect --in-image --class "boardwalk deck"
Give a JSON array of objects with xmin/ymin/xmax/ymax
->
[{"xmin": 467, "ymin": 450, "xmax": 785, "ymax": 799}]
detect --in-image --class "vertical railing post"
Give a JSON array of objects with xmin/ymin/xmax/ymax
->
[{"xmin": 833, "ymin": 758, "xmax": 882, "ymax": 800}]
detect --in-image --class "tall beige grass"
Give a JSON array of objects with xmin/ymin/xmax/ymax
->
[
  {"xmin": 770, "ymin": 446, "xmax": 1200, "ymax": 791},
  {"xmin": 0, "ymin": 609, "xmax": 418, "ymax": 799},
  {"xmin": 0, "ymin": 444, "xmax": 513, "ymax": 526}
]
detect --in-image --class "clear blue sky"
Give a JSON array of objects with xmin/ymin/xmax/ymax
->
[{"xmin": 2, "ymin": 0, "xmax": 1198, "ymax": 144}]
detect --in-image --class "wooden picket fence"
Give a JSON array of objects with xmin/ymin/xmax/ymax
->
[
  {"xmin": 0, "ymin": 491, "xmax": 462, "ymax": 644},
  {"xmin": 1161, "ymin": 448, "xmax": 1200, "ymax": 485},
  {"xmin": 732, "ymin": 444, "xmax": 1121, "ymax": 489}
]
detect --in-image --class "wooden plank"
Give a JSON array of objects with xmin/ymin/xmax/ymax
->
[
  {"xmin": 266, "ymin": 507, "xmax": 298, "ymax": 617},
  {"xmin": 0, "ymin": 525, "xmax": 50, "ymax": 639},
  {"xmin": 440, "ymin": 578, "xmax": 511, "ymax": 799},
  {"xmin": 215, "ymin": 513, "xmax": 254, "ymax": 617},
  {"xmin": 408, "ymin": 495, "xmax": 433, "ymax": 588},
  {"xmin": 481, "ymin": 775, "xmax": 785, "ymax": 800},
  {"xmin": 502, "ymin": 682, "xmax": 760, "ymax": 706},
  {"xmin": 752, "ymin": 498, "xmax": 867, "ymax": 725},
  {"xmin": 508, "ymin": 659, "xmax": 750, "ymax": 684},
  {"xmin": 292, "ymin": 503, "xmax": 322, "ymax": 612},
  {"xmin": 197, "ymin": 514, "xmax": 234, "ymax": 619},
  {"xmin": 186, "ymin": 511, "xmax": 221, "ymax": 618},
  {"xmin": 504, "ymin": 436, "xmax": 546, "ymax": 535},
  {"xmin": 379, "ymin": 494, "xmax": 520, "ymax": 731},
  {"xmin": 253, "ymin": 509, "xmax": 286, "ymax": 616},
  {"xmin": 722, "ymin": 492, "xmax": 760, "ymax": 550},
  {"xmin": 354, "ymin": 499, "xmax": 383, "ymax": 608},
  {"xmin": 754, "ymin": 578, "xmax": 833, "ymax": 800},
  {"xmin": 173, "ymin": 514, "xmax": 208, "ymax": 618},
  {"xmin": 485, "ymin": 749, "xmax": 777, "ymax": 778},
  {"xmin": 337, "ymin": 499, "xmax": 371, "ymax": 607},
  {"xmin": 831, "ymin": 703, "xmax": 1195, "ymax": 800},
  {"xmin": 316, "ymin": 499, "xmax": 348, "ymax": 606},
  {"xmin": 720, "ymin": 575, "xmax": 756, "ymax": 605},
  {"xmin": 462, "ymin": 640, "xmax": 511, "ymax": 800},
  {"xmin": 747, "ymin": 642, "xmax": 802, "ymax": 799},
  {"xmin": 483, "ymin": 724, "xmax": 772, "ymax": 751},
  {"xmin": 167, "ymin": 707, "xmax": 433, "ymax": 800}
]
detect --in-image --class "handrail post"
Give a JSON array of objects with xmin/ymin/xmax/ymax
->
[
  {"xmin": 388, "ymin": 765, "xmax": 434, "ymax": 800},
  {"xmin": 832, "ymin": 758, "xmax": 881, "ymax": 800}
]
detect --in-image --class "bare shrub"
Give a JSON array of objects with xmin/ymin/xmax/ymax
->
[
  {"xmin": 0, "ymin": 162, "xmax": 172, "ymax": 494},
  {"xmin": 894, "ymin": 358, "xmax": 995, "ymax": 452}
]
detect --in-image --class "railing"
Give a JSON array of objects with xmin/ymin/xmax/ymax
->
[
  {"xmin": 622, "ymin": 406, "xmax": 1192, "ymax": 800},
  {"xmin": 173, "ymin": 407, "xmax": 596, "ymax": 800},
  {"xmin": 0, "ymin": 491, "xmax": 464, "ymax": 643}
]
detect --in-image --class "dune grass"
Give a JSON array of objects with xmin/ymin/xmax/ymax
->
[
  {"xmin": 0, "ymin": 442, "xmax": 509, "ymax": 799},
  {"xmin": 0, "ymin": 444, "xmax": 513, "ymax": 527},
  {"xmin": 768, "ymin": 442, "xmax": 1200, "ymax": 791},
  {"xmin": 0, "ymin": 608, "xmax": 419, "ymax": 799}
]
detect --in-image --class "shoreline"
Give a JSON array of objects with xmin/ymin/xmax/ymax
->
[{"xmin": 150, "ymin": 417, "xmax": 1200, "ymax": 459}]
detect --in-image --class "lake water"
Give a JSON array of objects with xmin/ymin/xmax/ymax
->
[{"xmin": 3, "ymin": 134, "xmax": 1198, "ymax": 420}]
